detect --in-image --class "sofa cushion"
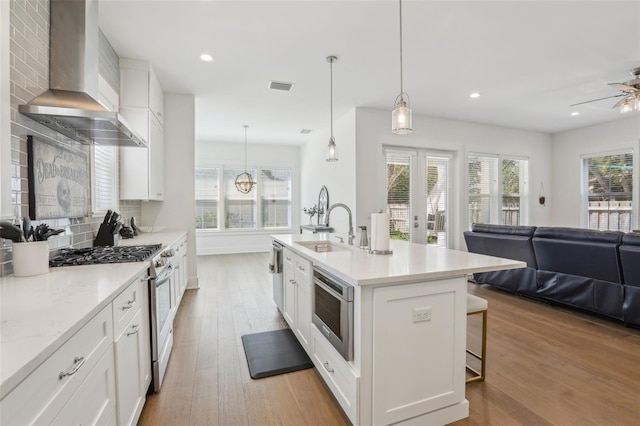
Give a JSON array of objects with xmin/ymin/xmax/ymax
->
[
  {"xmin": 619, "ymin": 233, "xmax": 640, "ymax": 287},
  {"xmin": 471, "ymin": 223, "xmax": 537, "ymax": 237},
  {"xmin": 532, "ymin": 227, "xmax": 623, "ymax": 283}
]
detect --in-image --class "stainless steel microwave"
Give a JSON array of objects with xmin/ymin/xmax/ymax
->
[{"xmin": 312, "ymin": 266, "xmax": 354, "ymax": 361}]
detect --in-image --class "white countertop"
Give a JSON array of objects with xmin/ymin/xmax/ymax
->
[
  {"xmin": 273, "ymin": 234, "xmax": 525, "ymax": 286},
  {"xmin": 0, "ymin": 229, "xmax": 187, "ymax": 399}
]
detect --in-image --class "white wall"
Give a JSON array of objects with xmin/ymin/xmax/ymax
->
[
  {"xmin": 300, "ymin": 108, "xmax": 357, "ymax": 237},
  {"xmin": 0, "ymin": 0, "xmax": 11, "ymax": 218},
  {"xmin": 550, "ymin": 115, "xmax": 640, "ymax": 228},
  {"xmin": 354, "ymin": 108, "xmax": 552, "ymax": 250},
  {"xmin": 142, "ymin": 93, "xmax": 198, "ymax": 288},
  {"xmin": 195, "ymin": 140, "xmax": 300, "ymax": 255}
]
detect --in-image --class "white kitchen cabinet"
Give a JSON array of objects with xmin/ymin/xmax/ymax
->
[
  {"xmin": 113, "ymin": 274, "xmax": 148, "ymax": 426},
  {"xmin": 119, "ymin": 58, "xmax": 165, "ymax": 201},
  {"xmin": 312, "ymin": 325, "xmax": 358, "ymax": 423},
  {"xmin": 114, "ymin": 309, "xmax": 145, "ymax": 426},
  {"xmin": 0, "ymin": 304, "xmax": 114, "ymax": 425},
  {"xmin": 282, "ymin": 248, "xmax": 312, "ymax": 352},
  {"xmin": 172, "ymin": 235, "xmax": 188, "ymax": 310}
]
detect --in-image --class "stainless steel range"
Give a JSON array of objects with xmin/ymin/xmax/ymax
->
[{"xmin": 49, "ymin": 243, "xmax": 176, "ymax": 392}]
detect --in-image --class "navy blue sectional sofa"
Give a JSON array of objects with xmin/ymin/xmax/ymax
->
[{"xmin": 464, "ymin": 224, "xmax": 639, "ymax": 327}]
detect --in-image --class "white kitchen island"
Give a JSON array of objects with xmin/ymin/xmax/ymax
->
[{"xmin": 272, "ymin": 234, "xmax": 525, "ymax": 426}]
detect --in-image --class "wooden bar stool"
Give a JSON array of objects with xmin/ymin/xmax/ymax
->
[{"xmin": 466, "ymin": 293, "xmax": 488, "ymax": 384}]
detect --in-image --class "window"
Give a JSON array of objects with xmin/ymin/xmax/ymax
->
[
  {"xmin": 92, "ymin": 145, "xmax": 118, "ymax": 214},
  {"xmin": 584, "ymin": 151, "xmax": 633, "ymax": 232},
  {"xmin": 224, "ymin": 168, "xmax": 256, "ymax": 229},
  {"xmin": 195, "ymin": 165, "xmax": 292, "ymax": 231},
  {"xmin": 195, "ymin": 168, "xmax": 219, "ymax": 229},
  {"xmin": 468, "ymin": 154, "xmax": 528, "ymax": 228},
  {"xmin": 261, "ymin": 169, "xmax": 291, "ymax": 228}
]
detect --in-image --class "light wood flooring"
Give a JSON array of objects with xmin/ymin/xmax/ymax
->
[{"xmin": 139, "ymin": 253, "xmax": 640, "ymax": 426}]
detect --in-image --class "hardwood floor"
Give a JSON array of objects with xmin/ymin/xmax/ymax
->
[{"xmin": 139, "ymin": 253, "xmax": 640, "ymax": 426}]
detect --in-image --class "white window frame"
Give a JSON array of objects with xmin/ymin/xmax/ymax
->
[
  {"xmin": 467, "ymin": 152, "xmax": 529, "ymax": 229},
  {"xmin": 195, "ymin": 164, "xmax": 293, "ymax": 233},
  {"xmin": 581, "ymin": 148, "xmax": 634, "ymax": 232}
]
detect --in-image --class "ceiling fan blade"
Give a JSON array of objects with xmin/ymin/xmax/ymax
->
[
  {"xmin": 612, "ymin": 97, "xmax": 630, "ymax": 109},
  {"xmin": 608, "ymin": 82, "xmax": 636, "ymax": 91},
  {"xmin": 569, "ymin": 93, "xmax": 625, "ymax": 107}
]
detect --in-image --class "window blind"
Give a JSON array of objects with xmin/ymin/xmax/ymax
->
[
  {"xmin": 468, "ymin": 154, "xmax": 498, "ymax": 228},
  {"xmin": 261, "ymin": 169, "xmax": 291, "ymax": 228},
  {"xmin": 195, "ymin": 168, "xmax": 219, "ymax": 229},
  {"xmin": 224, "ymin": 168, "xmax": 257, "ymax": 229},
  {"xmin": 385, "ymin": 151, "xmax": 411, "ymax": 241},
  {"xmin": 585, "ymin": 151, "xmax": 633, "ymax": 232},
  {"xmin": 425, "ymin": 156, "xmax": 448, "ymax": 246},
  {"xmin": 92, "ymin": 145, "xmax": 118, "ymax": 214}
]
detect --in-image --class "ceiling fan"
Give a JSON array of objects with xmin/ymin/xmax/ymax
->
[{"xmin": 571, "ymin": 67, "xmax": 640, "ymax": 113}]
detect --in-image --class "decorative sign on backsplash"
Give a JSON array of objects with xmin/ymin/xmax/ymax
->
[{"xmin": 27, "ymin": 135, "xmax": 89, "ymax": 219}]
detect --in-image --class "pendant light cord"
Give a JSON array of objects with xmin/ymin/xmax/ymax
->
[
  {"xmin": 244, "ymin": 125, "xmax": 248, "ymax": 172},
  {"xmin": 399, "ymin": 0, "xmax": 404, "ymax": 96},
  {"xmin": 330, "ymin": 59, "xmax": 334, "ymax": 138}
]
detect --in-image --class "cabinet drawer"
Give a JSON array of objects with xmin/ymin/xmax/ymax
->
[
  {"xmin": 283, "ymin": 249, "xmax": 296, "ymax": 269},
  {"xmin": 0, "ymin": 304, "xmax": 113, "ymax": 425},
  {"xmin": 294, "ymin": 256, "xmax": 312, "ymax": 283},
  {"xmin": 113, "ymin": 277, "xmax": 143, "ymax": 337},
  {"xmin": 51, "ymin": 345, "xmax": 116, "ymax": 426},
  {"xmin": 312, "ymin": 326, "xmax": 358, "ymax": 423}
]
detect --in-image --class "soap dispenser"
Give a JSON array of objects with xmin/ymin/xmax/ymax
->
[{"xmin": 358, "ymin": 225, "xmax": 369, "ymax": 249}]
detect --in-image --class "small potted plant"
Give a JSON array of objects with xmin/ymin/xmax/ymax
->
[{"xmin": 303, "ymin": 204, "xmax": 318, "ymax": 224}]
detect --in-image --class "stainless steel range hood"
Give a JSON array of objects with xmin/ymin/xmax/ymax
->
[{"xmin": 18, "ymin": 0, "xmax": 145, "ymax": 147}]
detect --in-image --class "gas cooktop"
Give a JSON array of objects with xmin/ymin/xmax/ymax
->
[{"xmin": 49, "ymin": 244, "xmax": 162, "ymax": 267}]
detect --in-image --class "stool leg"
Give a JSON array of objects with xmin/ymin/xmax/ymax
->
[{"xmin": 480, "ymin": 309, "xmax": 487, "ymax": 381}]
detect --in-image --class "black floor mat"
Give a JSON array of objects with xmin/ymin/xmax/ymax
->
[{"xmin": 241, "ymin": 328, "xmax": 313, "ymax": 379}]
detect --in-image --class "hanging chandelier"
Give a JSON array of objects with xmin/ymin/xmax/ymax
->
[
  {"xmin": 326, "ymin": 55, "xmax": 338, "ymax": 162},
  {"xmin": 391, "ymin": 0, "xmax": 412, "ymax": 135},
  {"xmin": 235, "ymin": 125, "xmax": 255, "ymax": 194}
]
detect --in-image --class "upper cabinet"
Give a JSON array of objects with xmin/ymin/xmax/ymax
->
[{"xmin": 119, "ymin": 59, "xmax": 165, "ymax": 201}]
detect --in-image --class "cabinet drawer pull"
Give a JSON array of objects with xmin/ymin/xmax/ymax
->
[
  {"xmin": 59, "ymin": 356, "xmax": 86, "ymax": 380},
  {"xmin": 127, "ymin": 324, "xmax": 141, "ymax": 336},
  {"xmin": 122, "ymin": 300, "xmax": 135, "ymax": 310},
  {"xmin": 323, "ymin": 361, "xmax": 334, "ymax": 373},
  {"xmin": 298, "ymin": 265, "xmax": 305, "ymax": 271}
]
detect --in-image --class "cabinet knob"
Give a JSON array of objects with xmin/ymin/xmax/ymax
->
[{"xmin": 298, "ymin": 265, "xmax": 305, "ymax": 271}]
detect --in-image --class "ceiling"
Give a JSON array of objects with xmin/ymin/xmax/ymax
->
[{"xmin": 98, "ymin": 1, "xmax": 640, "ymax": 145}]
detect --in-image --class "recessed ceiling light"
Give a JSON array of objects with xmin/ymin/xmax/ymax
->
[
  {"xmin": 469, "ymin": 92, "xmax": 480, "ymax": 99},
  {"xmin": 200, "ymin": 53, "xmax": 214, "ymax": 62},
  {"xmin": 570, "ymin": 111, "xmax": 580, "ymax": 116}
]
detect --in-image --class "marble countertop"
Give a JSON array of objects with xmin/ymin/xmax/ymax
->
[
  {"xmin": 273, "ymin": 234, "xmax": 525, "ymax": 286},
  {"xmin": 0, "ymin": 229, "xmax": 187, "ymax": 399}
]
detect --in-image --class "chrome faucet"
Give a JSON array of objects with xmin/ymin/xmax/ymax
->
[{"xmin": 326, "ymin": 203, "xmax": 354, "ymax": 245}]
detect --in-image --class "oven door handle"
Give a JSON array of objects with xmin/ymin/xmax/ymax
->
[{"xmin": 155, "ymin": 264, "xmax": 174, "ymax": 287}]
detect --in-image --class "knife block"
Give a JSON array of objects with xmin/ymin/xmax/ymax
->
[{"xmin": 94, "ymin": 223, "xmax": 117, "ymax": 247}]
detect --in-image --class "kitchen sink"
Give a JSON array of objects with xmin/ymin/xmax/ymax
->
[{"xmin": 294, "ymin": 241, "xmax": 349, "ymax": 253}]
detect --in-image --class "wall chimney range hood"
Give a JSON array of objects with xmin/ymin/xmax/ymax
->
[{"xmin": 18, "ymin": 0, "xmax": 145, "ymax": 147}]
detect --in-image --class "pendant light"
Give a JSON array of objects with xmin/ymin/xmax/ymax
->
[
  {"xmin": 326, "ymin": 55, "xmax": 338, "ymax": 162},
  {"xmin": 235, "ymin": 125, "xmax": 255, "ymax": 193},
  {"xmin": 392, "ymin": 0, "xmax": 412, "ymax": 135}
]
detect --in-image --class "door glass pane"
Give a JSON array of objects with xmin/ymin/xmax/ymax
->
[
  {"xmin": 425, "ymin": 156, "xmax": 448, "ymax": 247},
  {"xmin": 501, "ymin": 158, "xmax": 528, "ymax": 225},
  {"xmin": 386, "ymin": 152, "xmax": 411, "ymax": 241}
]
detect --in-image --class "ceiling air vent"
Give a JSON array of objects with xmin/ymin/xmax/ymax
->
[
  {"xmin": 300, "ymin": 129, "xmax": 312, "ymax": 134},
  {"xmin": 268, "ymin": 81, "xmax": 294, "ymax": 91}
]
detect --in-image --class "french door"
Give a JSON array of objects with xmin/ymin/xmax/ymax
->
[{"xmin": 385, "ymin": 148, "xmax": 451, "ymax": 247}]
